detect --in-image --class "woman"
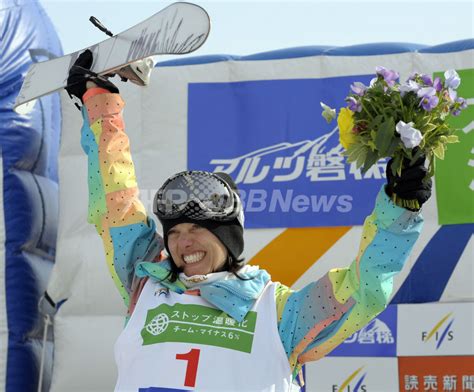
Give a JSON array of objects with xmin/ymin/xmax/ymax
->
[{"xmin": 67, "ymin": 50, "xmax": 429, "ymax": 392}]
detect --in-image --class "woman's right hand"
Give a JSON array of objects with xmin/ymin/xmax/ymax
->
[{"xmin": 66, "ymin": 49, "xmax": 119, "ymax": 102}]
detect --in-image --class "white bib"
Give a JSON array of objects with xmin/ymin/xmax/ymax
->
[{"xmin": 114, "ymin": 278, "xmax": 293, "ymax": 392}]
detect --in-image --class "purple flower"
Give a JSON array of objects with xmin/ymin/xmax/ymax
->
[
  {"xmin": 451, "ymin": 97, "xmax": 468, "ymax": 116},
  {"xmin": 417, "ymin": 87, "xmax": 438, "ymax": 111},
  {"xmin": 375, "ymin": 66, "xmax": 399, "ymax": 86},
  {"xmin": 399, "ymin": 80, "xmax": 420, "ymax": 96},
  {"xmin": 421, "ymin": 74, "xmax": 433, "ymax": 86},
  {"xmin": 456, "ymin": 97, "xmax": 467, "ymax": 109},
  {"xmin": 407, "ymin": 72, "xmax": 419, "ymax": 81},
  {"xmin": 448, "ymin": 88, "xmax": 457, "ymax": 101},
  {"xmin": 444, "ymin": 69, "xmax": 461, "ymax": 89},
  {"xmin": 417, "ymin": 87, "xmax": 436, "ymax": 99},
  {"xmin": 420, "ymin": 95, "xmax": 439, "ymax": 111},
  {"xmin": 433, "ymin": 77, "xmax": 443, "ymax": 92},
  {"xmin": 375, "ymin": 66, "xmax": 387, "ymax": 75},
  {"xmin": 346, "ymin": 96, "xmax": 362, "ymax": 112},
  {"xmin": 417, "ymin": 87, "xmax": 439, "ymax": 112},
  {"xmin": 350, "ymin": 82, "xmax": 368, "ymax": 96}
]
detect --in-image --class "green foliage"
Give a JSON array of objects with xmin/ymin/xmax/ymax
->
[
  {"xmin": 340, "ymin": 70, "xmax": 466, "ymax": 175},
  {"xmin": 322, "ymin": 68, "xmax": 467, "ymax": 209}
]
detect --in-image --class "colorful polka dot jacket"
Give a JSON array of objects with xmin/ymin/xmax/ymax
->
[{"xmin": 80, "ymin": 88, "xmax": 424, "ymax": 380}]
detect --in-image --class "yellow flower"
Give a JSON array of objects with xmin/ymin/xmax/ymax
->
[{"xmin": 337, "ymin": 107, "xmax": 356, "ymax": 149}]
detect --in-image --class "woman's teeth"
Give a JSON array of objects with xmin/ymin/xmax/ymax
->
[{"xmin": 183, "ymin": 252, "xmax": 205, "ymax": 264}]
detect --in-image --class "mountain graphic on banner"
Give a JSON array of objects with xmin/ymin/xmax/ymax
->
[{"xmin": 209, "ymin": 127, "xmax": 344, "ymax": 184}]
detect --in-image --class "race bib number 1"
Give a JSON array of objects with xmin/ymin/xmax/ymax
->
[
  {"xmin": 176, "ymin": 348, "xmax": 201, "ymax": 387},
  {"xmin": 138, "ymin": 348, "xmax": 201, "ymax": 391}
]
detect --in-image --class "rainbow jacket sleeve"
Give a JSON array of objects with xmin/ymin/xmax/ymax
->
[
  {"xmin": 275, "ymin": 188, "xmax": 423, "ymax": 377},
  {"xmin": 80, "ymin": 88, "xmax": 163, "ymax": 315}
]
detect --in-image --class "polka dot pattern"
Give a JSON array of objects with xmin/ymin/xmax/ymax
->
[
  {"xmin": 80, "ymin": 94, "xmax": 424, "ymax": 374},
  {"xmin": 277, "ymin": 186, "xmax": 423, "ymax": 370},
  {"xmin": 110, "ymin": 221, "xmax": 158, "ymax": 294},
  {"xmin": 81, "ymin": 92, "xmax": 160, "ymax": 308}
]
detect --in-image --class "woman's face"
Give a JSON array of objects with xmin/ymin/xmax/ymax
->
[{"xmin": 167, "ymin": 223, "xmax": 228, "ymax": 276}]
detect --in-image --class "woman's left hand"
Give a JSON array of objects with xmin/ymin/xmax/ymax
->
[{"xmin": 385, "ymin": 156, "xmax": 432, "ymax": 210}]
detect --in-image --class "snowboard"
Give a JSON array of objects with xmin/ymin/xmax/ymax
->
[{"xmin": 14, "ymin": 2, "xmax": 210, "ymax": 113}]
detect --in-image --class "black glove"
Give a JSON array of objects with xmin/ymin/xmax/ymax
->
[
  {"xmin": 385, "ymin": 156, "xmax": 432, "ymax": 210},
  {"xmin": 66, "ymin": 49, "xmax": 119, "ymax": 103}
]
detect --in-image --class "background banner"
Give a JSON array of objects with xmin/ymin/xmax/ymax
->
[
  {"xmin": 397, "ymin": 302, "xmax": 474, "ymax": 357},
  {"xmin": 49, "ymin": 41, "xmax": 474, "ymax": 391},
  {"xmin": 398, "ymin": 356, "xmax": 474, "ymax": 392},
  {"xmin": 435, "ymin": 68, "xmax": 474, "ymax": 225},
  {"xmin": 328, "ymin": 305, "xmax": 397, "ymax": 357},
  {"xmin": 188, "ymin": 76, "xmax": 386, "ymax": 229},
  {"xmin": 305, "ymin": 357, "xmax": 399, "ymax": 391}
]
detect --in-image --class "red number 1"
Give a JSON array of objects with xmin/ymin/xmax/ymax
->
[{"xmin": 176, "ymin": 348, "xmax": 201, "ymax": 387}]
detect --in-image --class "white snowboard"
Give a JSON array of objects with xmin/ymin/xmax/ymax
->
[{"xmin": 14, "ymin": 2, "xmax": 210, "ymax": 113}]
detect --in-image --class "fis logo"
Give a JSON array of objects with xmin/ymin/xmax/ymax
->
[
  {"xmin": 421, "ymin": 312, "xmax": 454, "ymax": 349},
  {"xmin": 332, "ymin": 367, "xmax": 367, "ymax": 392}
]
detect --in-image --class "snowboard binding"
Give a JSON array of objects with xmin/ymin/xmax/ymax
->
[{"xmin": 89, "ymin": 16, "xmax": 155, "ymax": 87}]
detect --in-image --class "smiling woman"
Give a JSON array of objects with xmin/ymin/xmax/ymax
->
[
  {"xmin": 166, "ymin": 223, "xmax": 229, "ymax": 276},
  {"xmin": 154, "ymin": 170, "xmax": 247, "ymax": 282},
  {"xmin": 65, "ymin": 49, "xmax": 430, "ymax": 392}
]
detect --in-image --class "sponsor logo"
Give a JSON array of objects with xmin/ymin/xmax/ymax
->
[
  {"xmin": 344, "ymin": 318, "xmax": 394, "ymax": 345},
  {"xmin": 188, "ymin": 75, "xmax": 384, "ymax": 227},
  {"xmin": 329, "ymin": 306, "xmax": 397, "ymax": 357},
  {"xmin": 209, "ymin": 129, "xmax": 386, "ymax": 216},
  {"xmin": 399, "ymin": 356, "xmax": 474, "ymax": 392},
  {"xmin": 141, "ymin": 303, "xmax": 257, "ymax": 353},
  {"xmin": 332, "ymin": 367, "xmax": 367, "ymax": 392},
  {"xmin": 421, "ymin": 312, "xmax": 454, "ymax": 349},
  {"xmin": 209, "ymin": 128, "xmax": 387, "ymax": 186}
]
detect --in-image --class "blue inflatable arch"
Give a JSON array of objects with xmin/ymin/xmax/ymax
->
[{"xmin": 0, "ymin": 1, "xmax": 62, "ymax": 391}]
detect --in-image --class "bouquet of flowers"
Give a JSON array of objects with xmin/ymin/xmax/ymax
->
[{"xmin": 321, "ymin": 66, "xmax": 467, "ymax": 209}]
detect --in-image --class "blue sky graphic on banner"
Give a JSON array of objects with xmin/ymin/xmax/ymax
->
[
  {"xmin": 328, "ymin": 305, "xmax": 397, "ymax": 357},
  {"xmin": 188, "ymin": 75, "xmax": 386, "ymax": 228}
]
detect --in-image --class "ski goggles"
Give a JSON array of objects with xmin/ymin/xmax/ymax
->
[{"xmin": 153, "ymin": 171, "xmax": 243, "ymax": 225}]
